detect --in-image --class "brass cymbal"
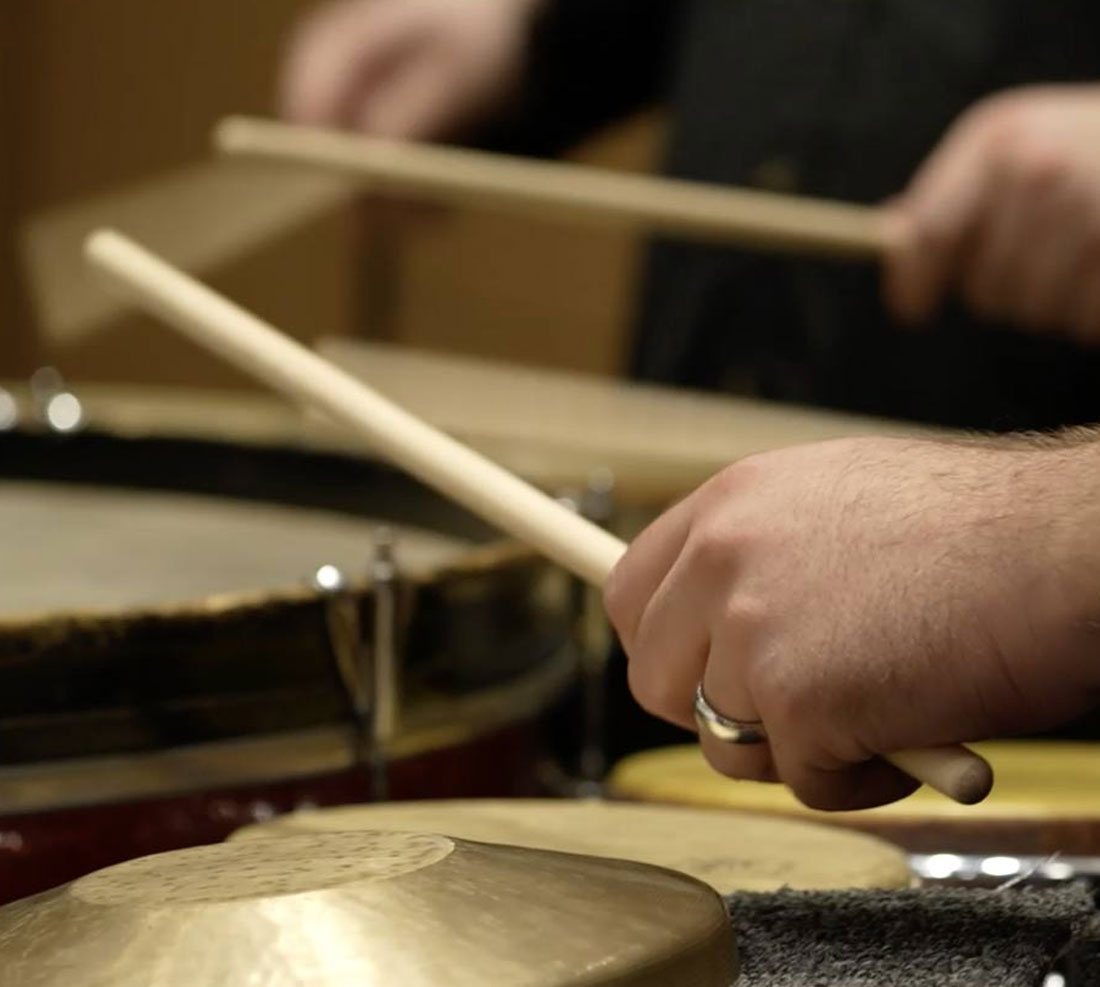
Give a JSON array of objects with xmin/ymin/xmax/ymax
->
[
  {"xmin": 0, "ymin": 831, "xmax": 737, "ymax": 987},
  {"xmin": 231, "ymin": 798, "xmax": 913, "ymax": 892}
]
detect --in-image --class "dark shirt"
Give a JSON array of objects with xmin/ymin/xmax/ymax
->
[{"xmin": 516, "ymin": 0, "xmax": 1100, "ymax": 432}]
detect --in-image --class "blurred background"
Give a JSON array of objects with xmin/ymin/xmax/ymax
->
[{"xmin": 1, "ymin": 0, "xmax": 660, "ymax": 387}]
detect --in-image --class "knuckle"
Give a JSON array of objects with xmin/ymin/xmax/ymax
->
[
  {"xmin": 626, "ymin": 657, "xmax": 682, "ymax": 719},
  {"xmin": 978, "ymin": 95, "xmax": 1027, "ymax": 142},
  {"xmin": 913, "ymin": 219, "xmax": 956, "ymax": 255},
  {"xmin": 753, "ymin": 660, "xmax": 820, "ymax": 732},
  {"xmin": 717, "ymin": 594, "xmax": 769, "ymax": 638},
  {"xmin": 683, "ymin": 524, "xmax": 738, "ymax": 578},
  {"xmin": 1015, "ymin": 144, "xmax": 1069, "ymax": 190},
  {"xmin": 704, "ymin": 457, "xmax": 757, "ymax": 499}
]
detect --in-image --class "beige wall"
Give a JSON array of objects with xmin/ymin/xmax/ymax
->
[
  {"xmin": 3, "ymin": 0, "xmax": 359, "ymax": 387},
  {"xmin": 362, "ymin": 114, "xmax": 663, "ymax": 377},
  {"xmin": 2, "ymin": 1, "xmax": 659, "ymax": 388}
]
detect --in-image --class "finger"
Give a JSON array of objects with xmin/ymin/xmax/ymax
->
[
  {"xmin": 604, "ymin": 493, "xmax": 698, "ymax": 655},
  {"xmin": 281, "ymin": 1, "xmax": 419, "ymax": 128},
  {"xmin": 698, "ymin": 632, "xmax": 778, "ymax": 784},
  {"xmin": 961, "ymin": 164, "xmax": 1036, "ymax": 323},
  {"xmin": 624, "ymin": 528, "xmax": 737, "ymax": 730},
  {"xmin": 357, "ymin": 46, "xmax": 461, "ymax": 140},
  {"xmin": 1016, "ymin": 196, "xmax": 1088, "ymax": 331},
  {"xmin": 774, "ymin": 753, "xmax": 919, "ymax": 812},
  {"xmin": 884, "ymin": 116, "xmax": 997, "ymax": 324}
]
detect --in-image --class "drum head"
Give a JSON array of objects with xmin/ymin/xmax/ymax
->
[
  {"xmin": 0, "ymin": 480, "xmax": 465, "ymax": 619},
  {"xmin": 611, "ymin": 742, "xmax": 1100, "ymax": 821},
  {"xmin": 609, "ymin": 742, "xmax": 1100, "ymax": 855},
  {"xmin": 231, "ymin": 797, "xmax": 913, "ymax": 892}
]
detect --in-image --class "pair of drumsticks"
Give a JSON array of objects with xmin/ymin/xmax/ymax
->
[{"xmin": 86, "ymin": 118, "xmax": 988, "ymax": 805}]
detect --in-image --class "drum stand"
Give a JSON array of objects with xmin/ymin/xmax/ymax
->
[{"xmin": 314, "ymin": 529, "xmax": 400, "ymax": 801}]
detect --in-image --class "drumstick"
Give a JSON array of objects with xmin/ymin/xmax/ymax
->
[
  {"xmin": 84, "ymin": 229, "xmax": 992, "ymax": 806},
  {"xmin": 215, "ymin": 117, "xmax": 893, "ymax": 261}
]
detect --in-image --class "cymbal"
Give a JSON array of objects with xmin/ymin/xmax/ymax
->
[
  {"xmin": 231, "ymin": 798, "xmax": 913, "ymax": 892},
  {"xmin": 0, "ymin": 831, "xmax": 736, "ymax": 987},
  {"xmin": 318, "ymin": 338, "xmax": 934, "ymax": 504}
]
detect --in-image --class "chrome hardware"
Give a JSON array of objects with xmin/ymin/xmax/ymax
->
[
  {"xmin": 0, "ymin": 388, "xmax": 18, "ymax": 431},
  {"xmin": 367, "ymin": 527, "xmax": 399, "ymax": 801},
  {"xmin": 30, "ymin": 367, "xmax": 84, "ymax": 434},
  {"xmin": 313, "ymin": 533, "xmax": 402, "ymax": 803},
  {"xmin": 313, "ymin": 564, "xmax": 371, "ymax": 776},
  {"xmin": 912, "ymin": 852, "xmax": 1100, "ymax": 887},
  {"xmin": 556, "ymin": 470, "xmax": 618, "ymax": 794}
]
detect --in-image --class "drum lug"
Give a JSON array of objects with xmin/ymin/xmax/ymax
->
[
  {"xmin": 558, "ymin": 470, "xmax": 617, "ymax": 792},
  {"xmin": 368, "ymin": 527, "xmax": 400, "ymax": 800},
  {"xmin": 312, "ymin": 528, "xmax": 401, "ymax": 802}
]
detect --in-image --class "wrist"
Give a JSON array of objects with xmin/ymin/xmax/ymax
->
[{"xmin": 1025, "ymin": 437, "xmax": 1100, "ymax": 657}]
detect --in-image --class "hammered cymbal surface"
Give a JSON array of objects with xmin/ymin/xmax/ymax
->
[
  {"xmin": 0, "ymin": 830, "xmax": 737, "ymax": 987},
  {"xmin": 232, "ymin": 798, "xmax": 912, "ymax": 892}
]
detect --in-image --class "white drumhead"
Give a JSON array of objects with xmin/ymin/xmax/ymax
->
[{"xmin": 0, "ymin": 482, "xmax": 467, "ymax": 618}]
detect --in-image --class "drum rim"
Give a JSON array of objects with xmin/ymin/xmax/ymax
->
[{"xmin": 0, "ymin": 643, "xmax": 575, "ymax": 814}]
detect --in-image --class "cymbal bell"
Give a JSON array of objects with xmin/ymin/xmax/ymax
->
[{"xmin": 0, "ymin": 831, "xmax": 737, "ymax": 987}]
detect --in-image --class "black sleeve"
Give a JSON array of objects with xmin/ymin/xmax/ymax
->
[{"xmin": 480, "ymin": 0, "xmax": 683, "ymax": 156}]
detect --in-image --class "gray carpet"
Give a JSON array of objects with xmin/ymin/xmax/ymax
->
[{"xmin": 726, "ymin": 885, "xmax": 1097, "ymax": 986}]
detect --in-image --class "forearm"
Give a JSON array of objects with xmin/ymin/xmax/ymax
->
[{"xmin": 1026, "ymin": 429, "xmax": 1100, "ymax": 653}]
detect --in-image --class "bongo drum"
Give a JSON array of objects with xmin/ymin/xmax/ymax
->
[
  {"xmin": 608, "ymin": 742, "xmax": 1100, "ymax": 856},
  {"xmin": 230, "ymin": 797, "xmax": 914, "ymax": 892},
  {"xmin": 0, "ymin": 831, "xmax": 738, "ymax": 987},
  {"xmin": 0, "ymin": 384, "xmax": 571, "ymax": 903}
]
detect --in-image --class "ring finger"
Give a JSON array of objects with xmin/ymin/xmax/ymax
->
[{"xmin": 697, "ymin": 634, "xmax": 777, "ymax": 784}]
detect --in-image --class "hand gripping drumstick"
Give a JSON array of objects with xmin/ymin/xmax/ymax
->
[
  {"xmin": 85, "ymin": 229, "xmax": 991, "ymax": 806},
  {"xmin": 215, "ymin": 117, "xmax": 895, "ymax": 261}
]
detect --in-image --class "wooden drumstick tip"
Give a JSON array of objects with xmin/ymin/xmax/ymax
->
[{"xmin": 887, "ymin": 746, "xmax": 994, "ymax": 805}]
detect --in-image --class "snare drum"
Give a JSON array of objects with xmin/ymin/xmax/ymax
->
[
  {"xmin": 0, "ymin": 384, "xmax": 571, "ymax": 902},
  {"xmin": 609, "ymin": 742, "xmax": 1100, "ymax": 856}
]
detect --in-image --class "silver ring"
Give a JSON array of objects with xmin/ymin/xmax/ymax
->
[{"xmin": 693, "ymin": 684, "xmax": 768, "ymax": 745}]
